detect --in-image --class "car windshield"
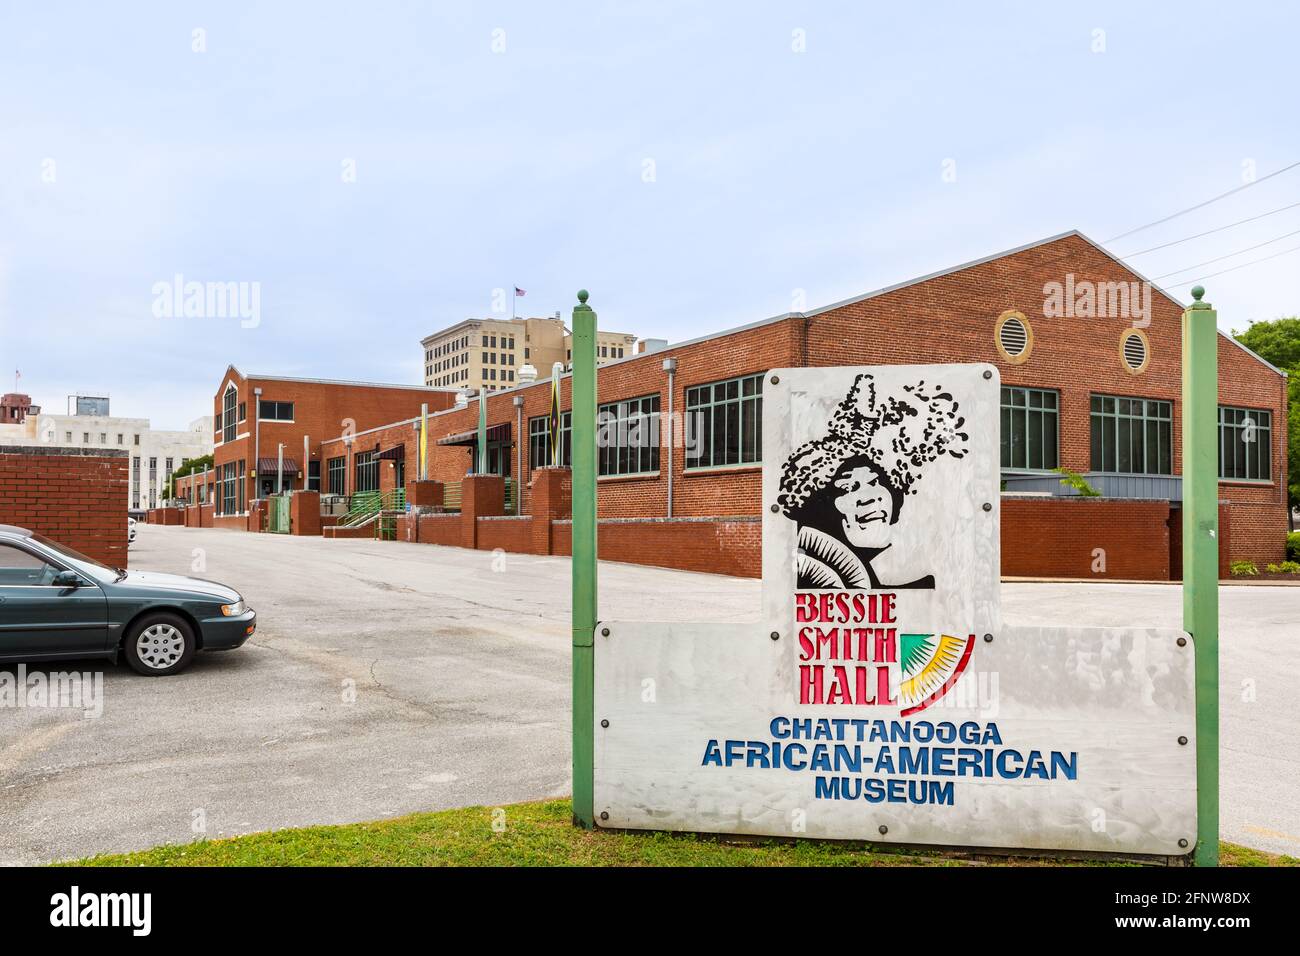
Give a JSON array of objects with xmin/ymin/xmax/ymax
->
[{"xmin": 29, "ymin": 533, "xmax": 123, "ymax": 583}]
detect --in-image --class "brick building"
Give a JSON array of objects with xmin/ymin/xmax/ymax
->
[
  {"xmin": 421, "ymin": 315, "xmax": 638, "ymax": 391},
  {"xmin": 318, "ymin": 231, "xmax": 1289, "ymax": 577},
  {"xmin": 0, "ymin": 445, "xmax": 129, "ymax": 566},
  {"xmin": 209, "ymin": 368, "xmax": 459, "ymax": 528}
]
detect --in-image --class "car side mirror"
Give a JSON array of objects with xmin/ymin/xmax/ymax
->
[{"xmin": 52, "ymin": 570, "xmax": 82, "ymax": 588}]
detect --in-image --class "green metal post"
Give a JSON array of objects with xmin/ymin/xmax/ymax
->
[
  {"xmin": 571, "ymin": 289, "xmax": 597, "ymax": 828},
  {"xmin": 1183, "ymin": 285, "xmax": 1219, "ymax": 866},
  {"xmin": 477, "ymin": 389, "xmax": 487, "ymax": 475}
]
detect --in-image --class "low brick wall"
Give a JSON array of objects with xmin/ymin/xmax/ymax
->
[
  {"xmin": 0, "ymin": 445, "xmax": 129, "ymax": 567},
  {"xmin": 154, "ymin": 507, "xmax": 184, "ymax": 526},
  {"xmin": 400, "ymin": 512, "xmax": 461, "ymax": 547},
  {"xmin": 476, "ymin": 515, "xmax": 534, "ymax": 554},
  {"xmin": 552, "ymin": 516, "xmax": 762, "ymax": 577},
  {"xmin": 323, "ymin": 523, "xmax": 375, "ymax": 539},
  {"xmin": 1001, "ymin": 495, "xmax": 1209, "ymax": 581}
]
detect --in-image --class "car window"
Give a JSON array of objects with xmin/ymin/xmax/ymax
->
[{"xmin": 0, "ymin": 543, "xmax": 58, "ymax": 586}]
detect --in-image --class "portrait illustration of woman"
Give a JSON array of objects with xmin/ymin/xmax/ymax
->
[{"xmin": 777, "ymin": 373, "xmax": 969, "ymax": 590}]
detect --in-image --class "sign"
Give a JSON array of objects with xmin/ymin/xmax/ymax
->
[{"xmin": 593, "ymin": 364, "xmax": 1197, "ymax": 856}]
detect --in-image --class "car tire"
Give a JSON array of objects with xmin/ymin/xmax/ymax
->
[{"xmin": 123, "ymin": 613, "xmax": 197, "ymax": 676}]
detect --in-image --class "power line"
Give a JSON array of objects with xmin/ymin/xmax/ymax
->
[
  {"xmin": 1160, "ymin": 243, "xmax": 1300, "ymax": 289},
  {"xmin": 1120, "ymin": 200, "xmax": 1300, "ymax": 258},
  {"xmin": 1150, "ymin": 228, "xmax": 1300, "ymax": 280},
  {"xmin": 1103, "ymin": 161, "xmax": 1300, "ymax": 243}
]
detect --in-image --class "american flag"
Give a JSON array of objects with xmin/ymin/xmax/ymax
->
[{"xmin": 514, "ymin": 286, "xmax": 526, "ymax": 296}]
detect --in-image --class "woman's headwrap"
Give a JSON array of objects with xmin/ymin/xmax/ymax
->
[{"xmin": 777, "ymin": 373, "xmax": 969, "ymax": 517}]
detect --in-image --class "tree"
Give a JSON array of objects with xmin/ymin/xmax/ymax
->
[
  {"xmin": 1233, "ymin": 317, "xmax": 1299, "ymax": 517},
  {"xmin": 163, "ymin": 453, "xmax": 215, "ymax": 501}
]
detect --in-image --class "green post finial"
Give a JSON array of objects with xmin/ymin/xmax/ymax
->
[
  {"xmin": 576, "ymin": 288, "xmax": 590, "ymax": 309},
  {"xmin": 1189, "ymin": 285, "xmax": 1211, "ymax": 310}
]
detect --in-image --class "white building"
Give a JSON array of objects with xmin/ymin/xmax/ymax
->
[{"xmin": 0, "ymin": 398, "xmax": 213, "ymax": 512}]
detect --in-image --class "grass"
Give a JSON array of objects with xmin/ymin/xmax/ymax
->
[{"xmin": 66, "ymin": 799, "xmax": 1300, "ymax": 867}]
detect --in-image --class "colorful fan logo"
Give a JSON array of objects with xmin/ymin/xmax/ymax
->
[{"xmin": 898, "ymin": 632, "xmax": 975, "ymax": 716}]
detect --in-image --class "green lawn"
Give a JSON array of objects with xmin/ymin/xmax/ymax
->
[{"xmin": 67, "ymin": 799, "xmax": 1299, "ymax": 867}]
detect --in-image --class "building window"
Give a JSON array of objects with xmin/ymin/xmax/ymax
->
[
  {"xmin": 354, "ymin": 451, "xmax": 379, "ymax": 493},
  {"xmin": 134, "ymin": 434, "xmax": 140, "ymax": 446},
  {"xmin": 1090, "ymin": 395, "xmax": 1172, "ymax": 475},
  {"xmin": 238, "ymin": 401, "xmax": 247, "ymax": 422},
  {"xmin": 65, "ymin": 431, "xmax": 72, "ymax": 443},
  {"xmin": 223, "ymin": 386, "xmax": 237, "ymax": 443},
  {"xmin": 327, "ymin": 456, "xmax": 346, "ymax": 494},
  {"xmin": 1218, "ymin": 406, "xmax": 1271, "ymax": 481},
  {"xmin": 598, "ymin": 395, "xmax": 660, "ymax": 477},
  {"xmin": 83, "ymin": 432, "xmax": 89, "ymax": 443},
  {"xmin": 1000, "ymin": 387, "xmax": 1059, "ymax": 471},
  {"xmin": 117, "ymin": 433, "xmax": 123, "ymax": 444},
  {"xmin": 308, "ymin": 460, "xmax": 322, "ymax": 492},
  {"xmin": 529, "ymin": 412, "xmax": 572, "ymax": 469},
  {"xmin": 98, "ymin": 433, "xmax": 106, "ymax": 444},
  {"xmin": 220, "ymin": 462, "xmax": 237, "ymax": 515},
  {"xmin": 258, "ymin": 400, "xmax": 294, "ymax": 421},
  {"xmin": 685, "ymin": 373, "xmax": 764, "ymax": 470},
  {"xmin": 238, "ymin": 460, "xmax": 246, "ymax": 512}
]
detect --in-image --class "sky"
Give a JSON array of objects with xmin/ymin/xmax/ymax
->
[{"xmin": 1, "ymin": 1, "xmax": 1297, "ymax": 429}]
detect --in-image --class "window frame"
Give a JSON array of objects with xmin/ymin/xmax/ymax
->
[
  {"xmin": 528, "ymin": 412, "xmax": 572, "ymax": 470},
  {"xmin": 597, "ymin": 394, "xmax": 661, "ymax": 478},
  {"xmin": 258, "ymin": 400, "xmax": 295, "ymax": 422},
  {"xmin": 1089, "ymin": 393, "xmax": 1173, "ymax": 476},
  {"xmin": 1218, "ymin": 405, "xmax": 1272, "ymax": 482},
  {"xmin": 684, "ymin": 372, "xmax": 765, "ymax": 472},
  {"xmin": 222, "ymin": 386, "xmax": 237, "ymax": 443},
  {"xmin": 1000, "ymin": 386, "xmax": 1060, "ymax": 472}
]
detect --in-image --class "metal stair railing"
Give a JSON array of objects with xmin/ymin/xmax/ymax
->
[{"xmin": 337, "ymin": 490, "xmax": 382, "ymax": 528}]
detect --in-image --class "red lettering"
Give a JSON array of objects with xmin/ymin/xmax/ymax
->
[
  {"xmin": 797, "ymin": 626, "xmax": 815, "ymax": 662},
  {"xmin": 800, "ymin": 664, "xmax": 823, "ymax": 704},
  {"xmin": 873, "ymin": 627, "xmax": 897, "ymax": 662}
]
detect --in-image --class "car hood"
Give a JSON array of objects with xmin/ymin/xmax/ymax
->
[{"xmin": 115, "ymin": 570, "xmax": 241, "ymax": 603}]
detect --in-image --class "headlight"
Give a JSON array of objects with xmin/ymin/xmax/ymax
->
[{"xmin": 220, "ymin": 600, "xmax": 246, "ymax": 616}]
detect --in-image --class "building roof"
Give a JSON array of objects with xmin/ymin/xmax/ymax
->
[{"xmin": 222, "ymin": 365, "xmax": 459, "ymax": 392}]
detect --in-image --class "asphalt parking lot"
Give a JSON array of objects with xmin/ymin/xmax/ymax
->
[{"xmin": 1, "ymin": 524, "xmax": 1297, "ymax": 863}]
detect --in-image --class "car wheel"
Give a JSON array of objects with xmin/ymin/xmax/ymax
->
[{"xmin": 123, "ymin": 613, "xmax": 197, "ymax": 676}]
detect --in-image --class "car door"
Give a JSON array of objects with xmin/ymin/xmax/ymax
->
[{"xmin": 0, "ymin": 542, "xmax": 110, "ymax": 659}]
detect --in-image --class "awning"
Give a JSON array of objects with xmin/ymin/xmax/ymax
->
[
  {"xmin": 256, "ymin": 457, "xmax": 299, "ymax": 475},
  {"xmin": 436, "ymin": 423, "xmax": 511, "ymax": 447},
  {"xmin": 376, "ymin": 444, "xmax": 405, "ymax": 461}
]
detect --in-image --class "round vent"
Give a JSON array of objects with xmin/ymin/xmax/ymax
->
[
  {"xmin": 1121, "ymin": 329, "xmax": 1149, "ymax": 373},
  {"xmin": 995, "ymin": 311, "xmax": 1032, "ymax": 364}
]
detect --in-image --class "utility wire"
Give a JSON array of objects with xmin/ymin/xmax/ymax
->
[
  {"xmin": 1103, "ymin": 161, "xmax": 1300, "ymax": 243},
  {"xmin": 1120, "ymin": 200, "xmax": 1300, "ymax": 258},
  {"xmin": 1160, "ymin": 243, "xmax": 1300, "ymax": 289},
  {"xmin": 1150, "ymin": 228, "xmax": 1300, "ymax": 280}
]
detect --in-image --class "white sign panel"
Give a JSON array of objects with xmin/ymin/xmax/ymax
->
[{"xmin": 594, "ymin": 364, "xmax": 1197, "ymax": 856}]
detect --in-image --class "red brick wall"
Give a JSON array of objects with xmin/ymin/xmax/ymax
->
[
  {"xmin": 0, "ymin": 446, "xmax": 129, "ymax": 567},
  {"xmin": 400, "ymin": 513, "xmax": 461, "ymax": 546},
  {"xmin": 476, "ymin": 516, "xmax": 534, "ymax": 554},
  {"xmin": 1001, "ymin": 496, "xmax": 1178, "ymax": 580},
  {"xmin": 550, "ymin": 517, "xmax": 762, "ymax": 577}
]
